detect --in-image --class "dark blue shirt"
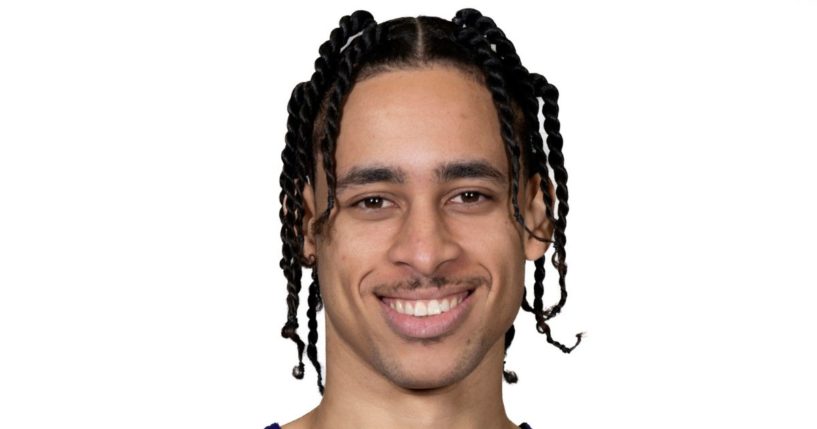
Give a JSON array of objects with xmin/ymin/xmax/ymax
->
[{"xmin": 265, "ymin": 422, "xmax": 533, "ymax": 428}]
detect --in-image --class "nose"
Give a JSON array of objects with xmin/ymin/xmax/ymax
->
[{"xmin": 386, "ymin": 201, "xmax": 463, "ymax": 277}]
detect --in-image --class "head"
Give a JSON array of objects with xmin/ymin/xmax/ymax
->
[{"xmin": 279, "ymin": 9, "xmax": 582, "ymax": 395}]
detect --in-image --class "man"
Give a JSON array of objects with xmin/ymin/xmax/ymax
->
[{"xmin": 271, "ymin": 9, "xmax": 582, "ymax": 429}]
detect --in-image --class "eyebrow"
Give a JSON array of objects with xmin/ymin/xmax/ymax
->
[
  {"xmin": 335, "ymin": 159, "xmax": 506, "ymax": 191},
  {"xmin": 336, "ymin": 165, "xmax": 406, "ymax": 190},
  {"xmin": 435, "ymin": 160, "xmax": 506, "ymax": 184}
]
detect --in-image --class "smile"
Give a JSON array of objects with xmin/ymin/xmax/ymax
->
[
  {"xmin": 381, "ymin": 291, "xmax": 469, "ymax": 317},
  {"xmin": 378, "ymin": 290, "xmax": 475, "ymax": 340}
]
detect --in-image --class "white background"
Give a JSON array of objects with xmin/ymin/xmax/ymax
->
[{"xmin": 1, "ymin": 0, "xmax": 816, "ymax": 428}]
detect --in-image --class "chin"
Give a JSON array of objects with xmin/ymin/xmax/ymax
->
[
  {"xmin": 388, "ymin": 367, "xmax": 468, "ymax": 390},
  {"xmin": 373, "ymin": 341, "xmax": 487, "ymax": 391}
]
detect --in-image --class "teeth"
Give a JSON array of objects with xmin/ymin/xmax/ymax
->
[
  {"xmin": 388, "ymin": 293, "xmax": 467, "ymax": 317},
  {"xmin": 414, "ymin": 301, "xmax": 427, "ymax": 316},
  {"xmin": 427, "ymin": 299, "xmax": 441, "ymax": 316}
]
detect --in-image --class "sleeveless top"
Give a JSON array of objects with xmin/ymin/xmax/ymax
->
[{"xmin": 265, "ymin": 422, "xmax": 533, "ymax": 428}]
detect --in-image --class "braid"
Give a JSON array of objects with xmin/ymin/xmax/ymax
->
[
  {"xmin": 521, "ymin": 285, "xmax": 534, "ymax": 313},
  {"xmin": 306, "ymin": 268, "xmax": 324, "ymax": 394},
  {"xmin": 453, "ymin": 9, "xmax": 583, "ymax": 377},
  {"xmin": 302, "ymin": 11, "xmax": 377, "ymax": 180},
  {"xmin": 454, "ymin": 9, "xmax": 556, "ymax": 234},
  {"xmin": 502, "ymin": 324, "xmax": 518, "ymax": 383},
  {"xmin": 533, "ymin": 256, "xmax": 546, "ymax": 317},
  {"xmin": 316, "ymin": 22, "xmax": 383, "ymax": 229},
  {"xmin": 531, "ymin": 73, "xmax": 568, "ymax": 320},
  {"xmin": 278, "ymin": 10, "xmax": 377, "ymax": 386},
  {"xmin": 532, "ymin": 72, "xmax": 584, "ymax": 349},
  {"xmin": 280, "ymin": 83, "xmax": 306, "ymax": 379},
  {"xmin": 452, "ymin": 24, "xmax": 524, "ymax": 229}
]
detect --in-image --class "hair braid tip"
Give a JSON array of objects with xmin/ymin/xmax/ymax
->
[
  {"xmin": 292, "ymin": 362, "xmax": 305, "ymax": 379},
  {"xmin": 503, "ymin": 367, "xmax": 519, "ymax": 384}
]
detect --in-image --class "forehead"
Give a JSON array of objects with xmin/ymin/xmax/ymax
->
[{"xmin": 334, "ymin": 66, "xmax": 507, "ymax": 177}]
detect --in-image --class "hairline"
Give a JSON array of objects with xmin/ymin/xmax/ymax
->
[{"xmin": 310, "ymin": 60, "xmax": 531, "ymax": 185}]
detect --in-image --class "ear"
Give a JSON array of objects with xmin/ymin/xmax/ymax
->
[
  {"xmin": 300, "ymin": 182, "xmax": 318, "ymax": 264},
  {"xmin": 523, "ymin": 173, "xmax": 555, "ymax": 261}
]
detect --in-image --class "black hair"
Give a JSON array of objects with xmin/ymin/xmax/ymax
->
[{"xmin": 279, "ymin": 8, "xmax": 583, "ymax": 395}]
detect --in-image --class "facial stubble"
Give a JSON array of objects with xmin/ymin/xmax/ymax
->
[{"xmin": 365, "ymin": 320, "xmax": 494, "ymax": 391}]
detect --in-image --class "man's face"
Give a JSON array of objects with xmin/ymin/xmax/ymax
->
[{"xmin": 302, "ymin": 66, "xmax": 550, "ymax": 390}]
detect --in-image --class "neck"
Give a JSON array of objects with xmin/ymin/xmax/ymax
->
[{"xmin": 302, "ymin": 322, "xmax": 517, "ymax": 429}]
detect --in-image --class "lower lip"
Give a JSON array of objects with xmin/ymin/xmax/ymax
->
[{"xmin": 378, "ymin": 291, "xmax": 474, "ymax": 340}]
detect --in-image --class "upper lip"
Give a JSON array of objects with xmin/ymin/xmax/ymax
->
[{"xmin": 376, "ymin": 286, "xmax": 474, "ymax": 301}]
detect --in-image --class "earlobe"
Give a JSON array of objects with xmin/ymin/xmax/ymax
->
[{"xmin": 523, "ymin": 174, "xmax": 555, "ymax": 261}]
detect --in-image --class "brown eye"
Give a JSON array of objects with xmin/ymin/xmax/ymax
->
[
  {"xmin": 451, "ymin": 191, "xmax": 488, "ymax": 204},
  {"xmin": 354, "ymin": 196, "xmax": 393, "ymax": 210},
  {"xmin": 363, "ymin": 196, "xmax": 383, "ymax": 208},
  {"xmin": 461, "ymin": 191, "xmax": 480, "ymax": 203}
]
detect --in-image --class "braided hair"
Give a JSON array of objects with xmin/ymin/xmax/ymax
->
[{"xmin": 279, "ymin": 8, "xmax": 583, "ymax": 395}]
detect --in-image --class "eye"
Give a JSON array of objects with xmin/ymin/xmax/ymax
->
[
  {"xmin": 449, "ymin": 191, "xmax": 490, "ymax": 204},
  {"xmin": 353, "ymin": 196, "xmax": 394, "ymax": 210}
]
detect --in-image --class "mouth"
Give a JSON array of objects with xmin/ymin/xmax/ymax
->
[
  {"xmin": 377, "ymin": 289, "xmax": 476, "ymax": 340},
  {"xmin": 379, "ymin": 290, "xmax": 473, "ymax": 317}
]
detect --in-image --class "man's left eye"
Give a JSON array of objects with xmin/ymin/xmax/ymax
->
[
  {"xmin": 450, "ymin": 191, "xmax": 489, "ymax": 204},
  {"xmin": 353, "ymin": 196, "xmax": 394, "ymax": 210}
]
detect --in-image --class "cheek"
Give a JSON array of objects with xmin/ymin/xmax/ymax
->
[
  {"xmin": 315, "ymin": 220, "xmax": 390, "ymax": 301},
  {"xmin": 451, "ymin": 211, "xmax": 525, "ymax": 258},
  {"xmin": 452, "ymin": 216, "xmax": 526, "ymax": 309},
  {"xmin": 314, "ymin": 220, "xmax": 393, "ymax": 351}
]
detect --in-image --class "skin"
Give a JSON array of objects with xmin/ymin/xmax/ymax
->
[{"xmin": 285, "ymin": 65, "xmax": 552, "ymax": 429}]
